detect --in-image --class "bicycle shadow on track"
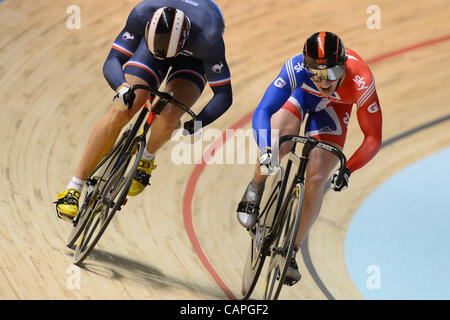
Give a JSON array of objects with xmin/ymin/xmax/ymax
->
[{"xmin": 65, "ymin": 248, "xmax": 227, "ymax": 299}]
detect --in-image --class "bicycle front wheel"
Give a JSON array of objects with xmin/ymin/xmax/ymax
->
[
  {"xmin": 242, "ymin": 230, "xmax": 266, "ymax": 299},
  {"xmin": 263, "ymin": 183, "xmax": 304, "ymax": 300},
  {"xmin": 242, "ymin": 174, "xmax": 283, "ymax": 299},
  {"xmin": 73, "ymin": 138, "xmax": 146, "ymax": 266}
]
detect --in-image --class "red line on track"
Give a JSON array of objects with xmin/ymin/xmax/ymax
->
[
  {"xmin": 366, "ymin": 34, "xmax": 450, "ymax": 65},
  {"xmin": 181, "ymin": 34, "xmax": 450, "ymax": 300}
]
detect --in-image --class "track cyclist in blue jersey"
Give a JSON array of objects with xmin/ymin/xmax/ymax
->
[{"xmin": 54, "ymin": 0, "xmax": 233, "ymax": 221}]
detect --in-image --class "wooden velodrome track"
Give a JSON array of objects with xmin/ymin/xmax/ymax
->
[{"xmin": 1, "ymin": 0, "xmax": 449, "ymax": 300}]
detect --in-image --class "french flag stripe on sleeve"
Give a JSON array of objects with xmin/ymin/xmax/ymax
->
[
  {"xmin": 112, "ymin": 42, "xmax": 134, "ymax": 57},
  {"xmin": 209, "ymin": 76, "xmax": 231, "ymax": 86}
]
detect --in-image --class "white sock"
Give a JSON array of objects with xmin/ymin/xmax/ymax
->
[
  {"xmin": 142, "ymin": 149, "xmax": 156, "ymax": 161},
  {"xmin": 66, "ymin": 176, "xmax": 85, "ymax": 193}
]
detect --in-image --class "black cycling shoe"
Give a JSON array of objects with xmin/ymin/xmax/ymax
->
[
  {"xmin": 236, "ymin": 201, "xmax": 259, "ymax": 229},
  {"xmin": 236, "ymin": 180, "xmax": 265, "ymax": 229},
  {"xmin": 284, "ymin": 256, "xmax": 302, "ymax": 286}
]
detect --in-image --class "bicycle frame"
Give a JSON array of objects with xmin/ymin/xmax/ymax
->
[
  {"xmin": 272, "ymin": 135, "xmax": 347, "ymax": 181},
  {"xmin": 268, "ymin": 136, "xmax": 346, "ymax": 246},
  {"xmin": 112, "ymin": 84, "xmax": 197, "ymax": 177},
  {"xmin": 242, "ymin": 134, "xmax": 347, "ymax": 299},
  {"xmin": 67, "ymin": 84, "xmax": 197, "ymax": 262},
  {"xmin": 267, "ymin": 136, "xmax": 347, "ymax": 298}
]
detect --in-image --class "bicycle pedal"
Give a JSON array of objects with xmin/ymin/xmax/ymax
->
[
  {"xmin": 104, "ymin": 198, "xmax": 115, "ymax": 208},
  {"xmin": 272, "ymin": 246, "xmax": 287, "ymax": 256},
  {"xmin": 284, "ymin": 279, "xmax": 298, "ymax": 286},
  {"xmin": 86, "ymin": 176, "xmax": 98, "ymax": 185},
  {"xmin": 116, "ymin": 198, "xmax": 128, "ymax": 211}
]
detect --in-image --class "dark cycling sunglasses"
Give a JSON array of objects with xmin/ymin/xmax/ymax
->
[{"xmin": 306, "ymin": 65, "xmax": 345, "ymax": 82}]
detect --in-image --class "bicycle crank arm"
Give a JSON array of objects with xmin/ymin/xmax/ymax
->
[
  {"xmin": 271, "ymin": 246, "xmax": 287, "ymax": 256},
  {"xmin": 103, "ymin": 197, "xmax": 129, "ymax": 211},
  {"xmin": 103, "ymin": 198, "xmax": 115, "ymax": 209}
]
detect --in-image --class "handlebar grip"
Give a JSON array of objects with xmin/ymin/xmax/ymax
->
[
  {"xmin": 334, "ymin": 160, "xmax": 349, "ymax": 188},
  {"xmin": 123, "ymin": 90, "xmax": 136, "ymax": 109},
  {"xmin": 335, "ymin": 169, "xmax": 345, "ymax": 186},
  {"xmin": 272, "ymin": 135, "xmax": 348, "ymax": 181},
  {"xmin": 128, "ymin": 84, "xmax": 197, "ymax": 121}
]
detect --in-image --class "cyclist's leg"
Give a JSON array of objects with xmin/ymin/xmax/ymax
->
[
  {"xmin": 145, "ymin": 79, "xmax": 202, "ymax": 153},
  {"xmin": 293, "ymin": 102, "xmax": 353, "ymax": 246},
  {"xmin": 55, "ymin": 75, "xmax": 151, "ymax": 220},
  {"xmin": 237, "ymin": 93, "xmax": 303, "ymax": 228},
  {"xmin": 294, "ymin": 141, "xmax": 341, "ymax": 245},
  {"xmin": 282, "ymin": 101, "xmax": 350, "ymax": 284},
  {"xmin": 145, "ymin": 57, "xmax": 206, "ymax": 154},
  {"xmin": 126, "ymin": 77, "xmax": 202, "ymax": 196},
  {"xmin": 73, "ymin": 74, "xmax": 152, "ymax": 181},
  {"xmin": 126, "ymin": 56, "xmax": 205, "ymax": 196}
]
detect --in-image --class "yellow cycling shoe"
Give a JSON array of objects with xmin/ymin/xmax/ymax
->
[
  {"xmin": 128, "ymin": 158, "xmax": 157, "ymax": 196},
  {"xmin": 54, "ymin": 188, "xmax": 80, "ymax": 222}
]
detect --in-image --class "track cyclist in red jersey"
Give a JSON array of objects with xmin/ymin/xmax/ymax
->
[
  {"xmin": 54, "ymin": 0, "xmax": 232, "ymax": 221},
  {"xmin": 237, "ymin": 31, "xmax": 382, "ymax": 285}
]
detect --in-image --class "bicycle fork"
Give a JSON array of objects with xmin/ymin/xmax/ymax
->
[{"xmin": 269, "ymin": 138, "xmax": 318, "ymax": 257}]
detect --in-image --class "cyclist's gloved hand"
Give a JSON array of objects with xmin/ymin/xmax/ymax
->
[
  {"xmin": 330, "ymin": 167, "xmax": 351, "ymax": 191},
  {"xmin": 259, "ymin": 147, "xmax": 276, "ymax": 175},
  {"xmin": 182, "ymin": 120, "xmax": 202, "ymax": 143},
  {"xmin": 183, "ymin": 120, "xmax": 196, "ymax": 135},
  {"xmin": 114, "ymin": 85, "xmax": 135, "ymax": 110}
]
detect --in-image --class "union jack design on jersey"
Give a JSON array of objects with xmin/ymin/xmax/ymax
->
[{"xmin": 252, "ymin": 47, "xmax": 382, "ymax": 174}]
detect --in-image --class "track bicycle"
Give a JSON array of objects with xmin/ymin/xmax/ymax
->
[
  {"xmin": 241, "ymin": 134, "xmax": 347, "ymax": 300},
  {"xmin": 65, "ymin": 85, "xmax": 197, "ymax": 266}
]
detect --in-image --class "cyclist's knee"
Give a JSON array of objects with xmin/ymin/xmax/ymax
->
[
  {"xmin": 306, "ymin": 170, "xmax": 329, "ymax": 190},
  {"xmin": 279, "ymin": 141, "xmax": 294, "ymax": 158},
  {"xmin": 106, "ymin": 105, "xmax": 134, "ymax": 129},
  {"xmin": 109, "ymin": 90, "xmax": 148, "ymax": 124},
  {"xmin": 158, "ymin": 107, "xmax": 182, "ymax": 130}
]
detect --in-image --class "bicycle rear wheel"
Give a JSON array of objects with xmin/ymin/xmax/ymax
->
[
  {"xmin": 73, "ymin": 138, "xmax": 146, "ymax": 266},
  {"xmin": 241, "ymin": 172, "xmax": 283, "ymax": 299},
  {"xmin": 263, "ymin": 183, "xmax": 304, "ymax": 300},
  {"xmin": 66, "ymin": 128, "xmax": 130, "ymax": 248}
]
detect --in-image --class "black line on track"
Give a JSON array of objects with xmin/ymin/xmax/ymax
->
[{"xmin": 302, "ymin": 113, "xmax": 450, "ymax": 300}]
